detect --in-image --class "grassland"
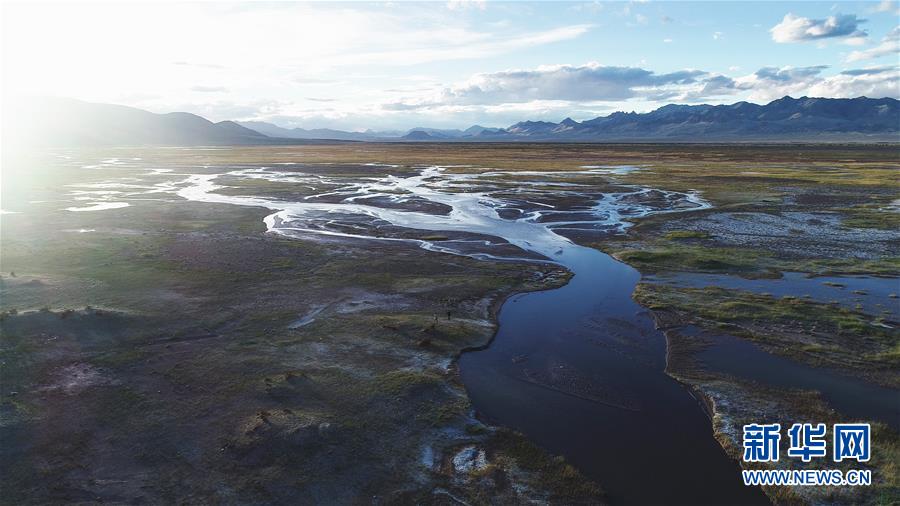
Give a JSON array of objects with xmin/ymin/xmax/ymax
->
[
  {"xmin": 571, "ymin": 144, "xmax": 899, "ymax": 505},
  {"xmin": 0, "ymin": 149, "xmax": 600, "ymax": 504},
  {"xmin": 2, "ymin": 143, "xmax": 897, "ymax": 505}
]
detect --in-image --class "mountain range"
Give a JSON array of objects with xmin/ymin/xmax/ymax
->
[
  {"xmin": 487, "ymin": 96, "xmax": 900, "ymax": 141},
  {"xmin": 241, "ymin": 96, "xmax": 898, "ymax": 142},
  {"xmin": 7, "ymin": 96, "xmax": 899, "ymax": 146},
  {"xmin": 238, "ymin": 121, "xmax": 504, "ymax": 141},
  {"xmin": 5, "ymin": 97, "xmax": 340, "ymax": 147}
]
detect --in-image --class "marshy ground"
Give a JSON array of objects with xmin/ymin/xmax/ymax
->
[{"xmin": 1, "ymin": 143, "xmax": 897, "ymax": 505}]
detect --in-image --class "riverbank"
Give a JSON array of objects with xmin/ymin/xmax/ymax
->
[
  {"xmin": 591, "ymin": 154, "xmax": 899, "ymax": 505},
  {"xmin": 168, "ymin": 152, "xmax": 767, "ymax": 503},
  {"xmin": 2, "ymin": 144, "xmax": 896, "ymax": 505},
  {"xmin": 1, "ymin": 151, "xmax": 604, "ymax": 504},
  {"xmin": 459, "ymin": 245, "xmax": 769, "ymax": 505}
]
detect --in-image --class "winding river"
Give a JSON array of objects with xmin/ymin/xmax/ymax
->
[
  {"xmin": 459, "ymin": 246, "xmax": 767, "ymax": 505},
  {"xmin": 75, "ymin": 161, "xmax": 768, "ymax": 504}
]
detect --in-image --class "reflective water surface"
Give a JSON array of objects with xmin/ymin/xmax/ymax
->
[{"xmin": 42, "ymin": 158, "xmax": 768, "ymax": 504}]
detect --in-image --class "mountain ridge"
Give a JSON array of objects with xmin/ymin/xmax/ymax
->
[
  {"xmin": 5, "ymin": 98, "xmax": 351, "ymax": 146},
  {"xmin": 242, "ymin": 96, "xmax": 899, "ymax": 142},
  {"xmin": 8, "ymin": 96, "xmax": 899, "ymax": 146}
]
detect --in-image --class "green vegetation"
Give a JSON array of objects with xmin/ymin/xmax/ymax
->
[
  {"xmin": 614, "ymin": 245, "xmax": 771, "ymax": 275},
  {"xmin": 608, "ymin": 242, "xmax": 899, "ymax": 278},
  {"xmin": 374, "ymin": 369, "xmax": 442, "ymax": 395},
  {"xmin": 3, "ymin": 143, "xmax": 896, "ymax": 505},
  {"xmin": 634, "ymin": 283, "xmax": 900, "ymax": 386},
  {"xmin": 840, "ymin": 205, "xmax": 900, "ymax": 230},
  {"xmin": 0, "ymin": 147, "xmax": 597, "ymax": 505},
  {"xmin": 662, "ymin": 230, "xmax": 711, "ymax": 240},
  {"xmin": 490, "ymin": 429, "xmax": 604, "ymax": 503}
]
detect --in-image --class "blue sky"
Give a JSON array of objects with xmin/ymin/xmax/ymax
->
[{"xmin": 3, "ymin": 1, "xmax": 898, "ymax": 130}]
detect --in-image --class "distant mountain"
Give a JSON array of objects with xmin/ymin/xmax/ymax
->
[
  {"xmin": 505, "ymin": 120, "xmax": 560, "ymax": 136},
  {"xmin": 215, "ymin": 97, "xmax": 900, "ymax": 143},
  {"xmin": 7, "ymin": 98, "xmax": 344, "ymax": 147},
  {"xmin": 238, "ymin": 121, "xmax": 378, "ymax": 141},
  {"xmin": 463, "ymin": 125, "xmax": 502, "ymax": 136},
  {"xmin": 7, "ymin": 96, "xmax": 898, "ymax": 147},
  {"xmin": 238, "ymin": 121, "xmax": 481, "ymax": 141},
  {"xmin": 482, "ymin": 96, "xmax": 900, "ymax": 142},
  {"xmin": 405, "ymin": 127, "xmax": 465, "ymax": 139},
  {"xmin": 402, "ymin": 130, "xmax": 436, "ymax": 140}
]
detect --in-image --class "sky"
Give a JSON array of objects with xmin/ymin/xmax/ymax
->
[{"xmin": 2, "ymin": 1, "xmax": 898, "ymax": 131}]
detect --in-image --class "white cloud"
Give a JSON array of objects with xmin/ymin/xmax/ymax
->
[
  {"xmin": 843, "ymin": 35, "xmax": 869, "ymax": 46},
  {"xmin": 808, "ymin": 67, "xmax": 899, "ymax": 98},
  {"xmin": 4, "ymin": 2, "xmax": 896, "ymax": 131},
  {"xmin": 329, "ymin": 24, "xmax": 592, "ymax": 67},
  {"xmin": 847, "ymin": 26, "xmax": 900, "ymax": 61},
  {"xmin": 190, "ymin": 86, "xmax": 228, "ymax": 93},
  {"xmin": 3, "ymin": 2, "xmax": 591, "ymax": 103},
  {"xmin": 382, "ymin": 60, "xmax": 900, "ymax": 118},
  {"xmin": 569, "ymin": 2, "xmax": 604, "ymax": 14},
  {"xmin": 446, "ymin": 0, "xmax": 487, "ymax": 11},
  {"xmin": 734, "ymin": 66, "xmax": 827, "ymax": 101},
  {"xmin": 771, "ymin": 13, "xmax": 867, "ymax": 43},
  {"xmin": 211, "ymin": 61, "xmax": 900, "ymax": 130},
  {"xmin": 713, "ymin": 32, "xmax": 723, "ymax": 40},
  {"xmin": 731, "ymin": 64, "xmax": 899, "ymax": 102},
  {"xmin": 388, "ymin": 63, "xmax": 711, "ymax": 109},
  {"xmin": 871, "ymin": 0, "xmax": 898, "ymax": 13}
]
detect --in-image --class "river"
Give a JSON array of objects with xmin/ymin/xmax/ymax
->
[
  {"xmin": 79, "ymin": 160, "xmax": 769, "ymax": 503},
  {"xmin": 458, "ymin": 244, "xmax": 767, "ymax": 504}
]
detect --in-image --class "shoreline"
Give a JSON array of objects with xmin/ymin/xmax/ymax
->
[{"xmin": 454, "ymin": 236, "xmax": 769, "ymax": 504}]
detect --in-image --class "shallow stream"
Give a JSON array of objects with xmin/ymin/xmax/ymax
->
[
  {"xmin": 171, "ymin": 164, "xmax": 767, "ymax": 504},
  {"xmin": 61, "ymin": 160, "xmax": 768, "ymax": 503}
]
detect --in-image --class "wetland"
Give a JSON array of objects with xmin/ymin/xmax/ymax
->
[{"xmin": 1, "ymin": 143, "xmax": 898, "ymax": 505}]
